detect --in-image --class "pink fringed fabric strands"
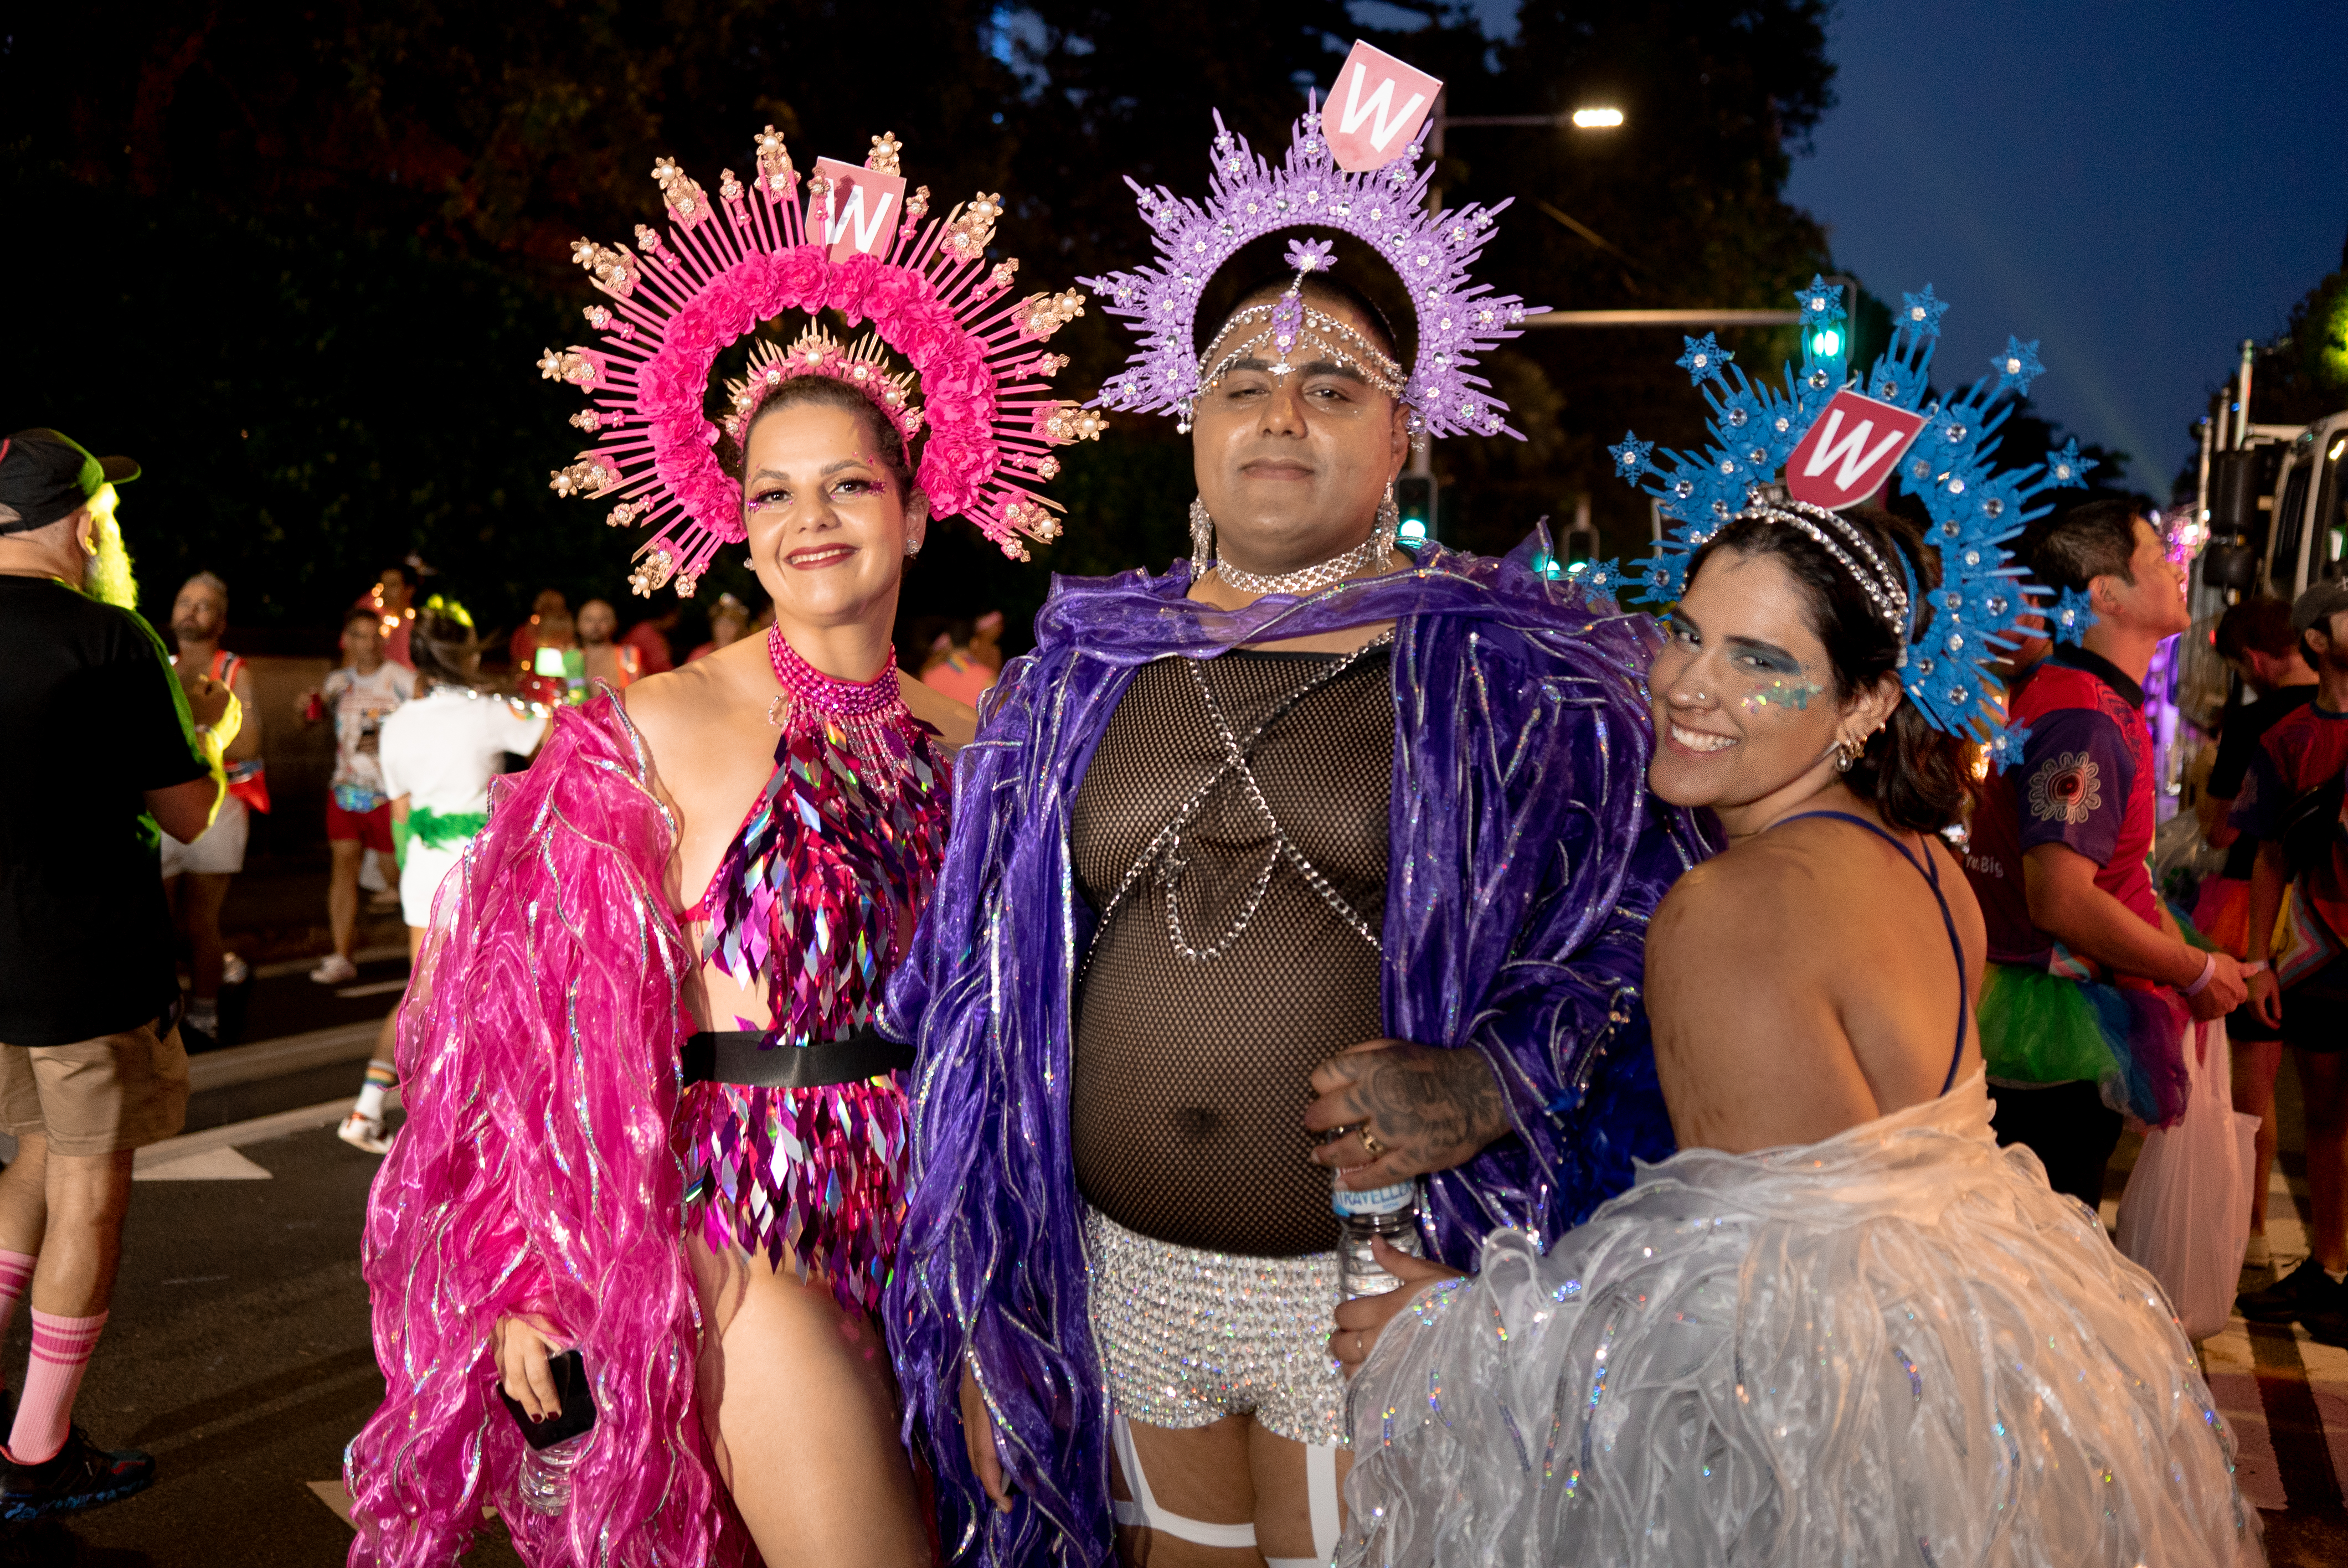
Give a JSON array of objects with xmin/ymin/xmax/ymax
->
[
  {"xmin": 682, "ymin": 679, "xmax": 949, "ymax": 1313},
  {"xmin": 346, "ymin": 693, "xmax": 753, "ymax": 1568}
]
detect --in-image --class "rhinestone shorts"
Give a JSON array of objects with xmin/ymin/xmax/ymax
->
[{"xmin": 1084, "ymin": 1207, "xmax": 1347, "ymax": 1447}]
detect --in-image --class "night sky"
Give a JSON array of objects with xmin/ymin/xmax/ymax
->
[{"xmin": 1459, "ymin": 0, "xmax": 2348, "ymax": 493}]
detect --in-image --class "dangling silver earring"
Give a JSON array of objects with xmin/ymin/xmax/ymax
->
[
  {"xmin": 1835, "ymin": 737, "xmax": 1861, "ymax": 773},
  {"xmin": 1189, "ymin": 495, "xmax": 1215, "ymax": 579},
  {"xmin": 905, "ymin": 530, "xmax": 923, "ymax": 558},
  {"xmin": 1376, "ymin": 480, "xmax": 1400, "ymax": 539}
]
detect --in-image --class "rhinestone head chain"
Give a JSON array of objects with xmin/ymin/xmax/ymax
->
[
  {"xmin": 1080, "ymin": 51, "xmax": 1542, "ymax": 442},
  {"xmin": 540, "ymin": 127, "xmax": 1106, "ymax": 594},
  {"xmin": 1605, "ymin": 278, "xmax": 2091, "ymax": 761}
]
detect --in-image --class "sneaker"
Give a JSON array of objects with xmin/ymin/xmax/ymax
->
[
  {"xmin": 338, "ymin": 1112, "xmax": 390, "ymax": 1156},
  {"xmin": 220, "ymin": 951, "xmax": 249, "ymax": 987},
  {"xmin": 2237, "ymin": 1257, "xmax": 2348, "ymax": 1324},
  {"xmin": 0, "ymin": 1427, "xmax": 155, "ymax": 1520},
  {"xmin": 309, "ymin": 953, "xmax": 359, "ymax": 985}
]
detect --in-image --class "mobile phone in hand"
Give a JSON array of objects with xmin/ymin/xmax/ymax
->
[{"xmin": 495, "ymin": 1347, "xmax": 598, "ymax": 1450}]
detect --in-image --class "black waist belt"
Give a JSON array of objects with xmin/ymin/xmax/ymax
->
[{"xmin": 681, "ymin": 1026, "xmax": 912, "ymax": 1089}]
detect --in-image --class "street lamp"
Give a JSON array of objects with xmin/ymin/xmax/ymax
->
[{"xmin": 1570, "ymin": 107, "xmax": 1625, "ymax": 129}]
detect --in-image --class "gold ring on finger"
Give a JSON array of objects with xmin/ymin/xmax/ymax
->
[{"xmin": 1361, "ymin": 1131, "xmax": 1387, "ymax": 1157}]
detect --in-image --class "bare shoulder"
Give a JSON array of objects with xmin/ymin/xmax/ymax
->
[
  {"xmin": 1651, "ymin": 835, "xmax": 1841, "ymax": 964},
  {"xmin": 898, "ymin": 672, "xmax": 978, "ymax": 751}
]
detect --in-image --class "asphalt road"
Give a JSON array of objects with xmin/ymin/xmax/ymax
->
[
  {"xmin": 3, "ymin": 948, "xmax": 2343, "ymax": 1562},
  {"xmin": 0, "ymin": 1000, "xmax": 525, "ymax": 1566}
]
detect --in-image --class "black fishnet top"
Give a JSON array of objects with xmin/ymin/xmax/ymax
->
[{"xmin": 1069, "ymin": 643, "xmax": 1394, "ymax": 1257}]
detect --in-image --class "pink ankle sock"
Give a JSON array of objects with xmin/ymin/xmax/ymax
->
[
  {"xmin": 8, "ymin": 1310, "xmax": 108, "ymax": 1464},
  {"xmin": 0, "ymin": 1251, "xmax": 35, "ymax": 1348}
]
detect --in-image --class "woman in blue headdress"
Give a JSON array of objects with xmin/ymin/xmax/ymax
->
[{"xmin": 1331, "ymin": 503, "xmax": 2259, "ymax": 1567}]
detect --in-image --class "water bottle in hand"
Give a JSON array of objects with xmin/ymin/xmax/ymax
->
[
  {"xmin": 517, "ymin": 1431, "xmax": 594, "ymax": 1517},
  {"xmin": 1335, "ymin": 1171, "xmax": 1422, "ymax": 1299}
]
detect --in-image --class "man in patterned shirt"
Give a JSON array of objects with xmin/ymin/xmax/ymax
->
[{"xmin": 1964, "ymin": 500, "xmax": 2246, "ymax": 1208}]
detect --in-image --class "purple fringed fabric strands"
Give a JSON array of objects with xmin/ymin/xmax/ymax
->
[
  {"xmin": 879, "ymin": 533, "xmax": 1713, "ymax": 1566},
  {"xmin": 682, "ymin": 706, "xmax": 948, "ymax": 1312},
  {"xmin": 346, "ymin": 693, "xmax": 752, "ymax": 1568}
]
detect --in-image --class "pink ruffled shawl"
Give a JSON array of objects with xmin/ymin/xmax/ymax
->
[{"xmin": 346, "ymin": 692, "xmax": 749, "ymax": 1567}]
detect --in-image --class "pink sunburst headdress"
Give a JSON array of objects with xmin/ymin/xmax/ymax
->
[{"xmin": 538, "ymin": 128, "xmax": 1106, "ymax": 596}]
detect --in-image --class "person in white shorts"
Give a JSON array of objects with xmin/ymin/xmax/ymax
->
[
  {"xmin": 159, "ymin": 572, "xmax": 266, "ymax": 1042},
  {"xmin": 338, "ymin": 602, "xmax": 545, "ymax": 1153}
]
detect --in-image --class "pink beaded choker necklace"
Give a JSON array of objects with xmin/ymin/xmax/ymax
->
[
  {"xmin": 766, "ymin": 624, "xmax": 906, "ymax": 723},
  {"xmin": 764, "ymin": 625, "xmax": 915, "ymax": 784}
]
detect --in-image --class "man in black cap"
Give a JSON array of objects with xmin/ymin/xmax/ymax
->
[{"xmin": 0, "ymin": 429, "xmax": 238, "ymax": 1517}]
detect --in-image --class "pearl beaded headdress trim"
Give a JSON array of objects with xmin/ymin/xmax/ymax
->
[
  {"xmin": 1607, "ymin": 278, "xmax": 2099, "ymax": 770},
  {"xmin": 538, "ymin": 127, "xmax": 1107, "ymax": 596}
]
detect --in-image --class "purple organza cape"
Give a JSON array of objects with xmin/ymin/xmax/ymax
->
[
  {"xmin": 347, "ymin": 693, "xmax": 749, "ymax": 1568},
  {"xmin": 881, "ymin": 533, "xmax": 1708, "ymax": 1565}
]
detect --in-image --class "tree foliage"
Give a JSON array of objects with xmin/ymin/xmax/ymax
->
[{"xmin": 0, "ymin": 0, "xmax": 1950, "ymax": 645}]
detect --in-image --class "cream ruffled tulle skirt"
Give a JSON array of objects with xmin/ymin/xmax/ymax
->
[{"xmin": 1339, "ymin": 1074, "xmax": 2262, "ymax": 1567}]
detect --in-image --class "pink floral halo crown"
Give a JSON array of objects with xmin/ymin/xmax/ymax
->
[
  {"xmin": 1081, "ymin": 95, "xmax": 1541, "ymax": 441},
  {"xmin": 722, "ymin": 327, "xmax": 924, "ymax": 455},
  {"xmin": 538, "ymin": 128, "xmax": 1108, "ymax": 596}
]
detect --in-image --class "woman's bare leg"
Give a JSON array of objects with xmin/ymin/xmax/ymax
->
[
  {"xmin": 687, "ymin": 1233, "xmax": 925, "ymax": 1566},
  {"xmin": 2233, "ymin": 1038, "xmax": 2283, "ymax": 1236}
]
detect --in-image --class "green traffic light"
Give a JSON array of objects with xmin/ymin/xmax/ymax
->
[{"xmin": 1809, "ymin": 327, "xmax": 1842, "ymax": 359}]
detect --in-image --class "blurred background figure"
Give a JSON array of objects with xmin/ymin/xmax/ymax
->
[
  {"xmin": 685, "ymin": 591, "xmax": 750, "ymax": 662},
  {"xmin": 514, "ymin": 606, "xmax": 581, "ymax": 706},
  {"xmin": 576, "ymin": 597, "xmax": 637, "ymax": 691},
  {"xmin": 507, "ymin": 587, "xmax": 568, "ymax": 669},
  {"xmin": 358, "ymin": 563, "xmax": 418, "ymax": 669},
  {"xmin": 621, "ymin": 602, "xmax": 679, "ymax": 677},
  {"xmin": 297, "ymin": 608, "xmax": 414, "ymax": 985},
  {"xmin": 159, "ymin": 571, "xmax": 267, "ymax": 1045},
  {"xmin": 340, "ymin": 600, "xmax": 545, "ymax": 1154},
  {"xmin": 915, "ymin": 610, "xmax": 1005, "ymax": 707},
  {"xmin": 2193, "ymin": 597, "xmax": 2317, "ymax": 1276}
]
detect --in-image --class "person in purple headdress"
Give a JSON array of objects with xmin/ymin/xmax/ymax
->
[
  {"xmin": 879, "ymin": 67, "xmax": 1701, "ymax": 1566},
  {"xmin": 344, "ymin": 125, "xmax": 1103, "ymax": 1568}
]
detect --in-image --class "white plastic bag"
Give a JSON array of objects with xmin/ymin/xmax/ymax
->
[{"xmin": 2114, "ymin": 1018, "xmax": 2260, "ymax": 1340}]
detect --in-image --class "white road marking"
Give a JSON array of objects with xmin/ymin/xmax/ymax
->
[{"xmin": 137, "ymin": 1146, "xmax": 271, "ymax": 1182}]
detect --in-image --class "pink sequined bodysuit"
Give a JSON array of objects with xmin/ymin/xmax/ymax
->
[{"xmin": 679, "ymin": 698, "xmax": 950, "ymax": 1315}]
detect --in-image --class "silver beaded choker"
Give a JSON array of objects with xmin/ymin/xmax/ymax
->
[{"xmin": 1209, "ymin": 522, "xmax": 1398, "ymax": 597}]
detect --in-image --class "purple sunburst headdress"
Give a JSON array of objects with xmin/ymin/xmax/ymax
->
[{"xmin": 1081, "ymin": 89, "xmax": 1541, "ymax": 441}]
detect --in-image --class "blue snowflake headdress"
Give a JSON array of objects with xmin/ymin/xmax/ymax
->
[
  {"xmin": 1081, "ymin": 97, "xmax": 1539, "ymax": 441},
  {"xmin": 1605, "ymin": 278, "xmax": 2097, "ymax": 768}
]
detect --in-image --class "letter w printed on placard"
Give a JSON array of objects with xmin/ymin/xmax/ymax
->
[
  {"xmin": 1801, "ymin": 409, "xmax": 1909, "ymax": 493},
  {"xmin": 1321, "ymin": 40, "xmax": 1443, "ymax": 173},
  {"xmin": 1337, "ymin": 63, "xmax": 1425, "ymax": 154}
]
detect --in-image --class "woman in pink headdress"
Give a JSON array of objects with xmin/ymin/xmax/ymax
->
[{"xmin": 344, "ymin": 124, "xmax": 1096, "ymax": 1568}]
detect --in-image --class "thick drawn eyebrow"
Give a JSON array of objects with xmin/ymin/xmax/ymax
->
[
  {"xmin": 1227, "ymin": 354, "xmax": 1367, "ymax": 384},
  {"xmin": 748, "ymin": 458, "xmax": 874, "ymax": 487}
]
